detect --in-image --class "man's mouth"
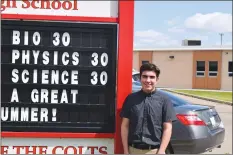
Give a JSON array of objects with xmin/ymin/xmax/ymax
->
[{"xmin": 144, "ymin": 84, "xmax": 151, "ymax": 87}]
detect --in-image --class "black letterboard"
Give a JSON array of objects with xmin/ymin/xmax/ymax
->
[{"xmin": 1, "ymin": 20, "xmax": 117, "ymax": 133}]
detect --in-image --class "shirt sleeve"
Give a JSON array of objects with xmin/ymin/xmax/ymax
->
[
  {"xmin": 120, "ymin": 95, "xmax": 131, "ymax": 119},
  {"xmin": 162, "ymin": 96, "xmax": 177, "ymax": 123}
]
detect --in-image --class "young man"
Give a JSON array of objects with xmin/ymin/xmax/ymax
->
[{"xmin": 120, "ymin": 63, "xmax": 177, "ymax": 154}]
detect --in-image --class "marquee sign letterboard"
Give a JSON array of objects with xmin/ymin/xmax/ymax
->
[{"xmin": 1, "ymin": 20, "xmax": 117, "ymax": 133}]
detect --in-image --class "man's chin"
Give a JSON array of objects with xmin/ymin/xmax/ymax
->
[{"xmin": 142, "ymin": 88, "xmax": 153, "ymax": 93}]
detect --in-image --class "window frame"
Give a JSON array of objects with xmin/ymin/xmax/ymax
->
[
  {"xmin": 196, "ymin": 61, "xmax": 205, "ymax": 77},
  {"xmin": 208, "ymin": 61, "xmax": 218, "ymax": 77},
  {"xmin": 142, "ymin": 60, "xmax": 149, "ymax": 64},
  {"xmin": 228, "ymin": 61, "xmax": 232, "ymax": 77}
]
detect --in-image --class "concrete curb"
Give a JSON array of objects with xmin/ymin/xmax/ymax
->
[{"xmin": 161, "ymin": 89, "xmax": 232, "ymax": 106}]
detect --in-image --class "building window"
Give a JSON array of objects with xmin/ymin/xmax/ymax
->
[
  {"xmin": 229, "ymin": 61, "xmax": 232, "ymax": 77},
  {"xmin": 196, "ymin": 61, "xmax": 205, "ymax": 77},
  {"xmin": 142, "ymin": 60, "xmax": 149, "ymax": 64},
  {"xmin": 209, "ymin": 61, "xmax": 218, "ymax": 77}
]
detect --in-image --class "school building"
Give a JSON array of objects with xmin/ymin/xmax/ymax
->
[{"xmin": 133, "ymin": 46, "xmax": 232, "ymax": 91}]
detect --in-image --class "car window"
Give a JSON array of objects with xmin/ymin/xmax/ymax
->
[
  {"xmin": 159, "ymin": 91, "xmax": 189, "ymax": 107},
  {"xmin": 133, "ymin": 73, "xmax": 140, "ymax": 82},
  {"xmin": 133, "ymin": 81, "xmax": 141, "ymax": 86},
  {"xmin": 170, "ymin": 98, "xmax": 188, "ymax": 107}
]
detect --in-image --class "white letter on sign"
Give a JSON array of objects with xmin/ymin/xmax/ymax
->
[
  {"xmin": 11, "ymin": 88, "xmax": 19, "ymax": 102},
  {"xmin": 12, "ymin": 69, "xmax": 19, "ymax": 83},
  {"xmin": 51, "ymin": 90, "xmax": 58, "ymax": 103},
  {"xmin": 53, "ymin": 32, "xmax": 70, "ymax": 46},
  {"xmin": 101, "ymin": 53, "xmax": 108, "ymax": 66},
  {"xmin": 24, "ymin": 31, "xmax": 29, "ymax": 45},
  {"xmin": 33, "ymin": 50, "xmax": 40, "ymax": 64},
  {"xmin": 42, "ymin": 51, "xmax": 50, "ymax": 65},
  {"xmin": 53, "ymin": 32, "xmax": 60, "ymax": 46},
  {"xmin": 42, "ymin": 70, "xmax": 49, "ymax": 84},
  {"xmin": 33, "ymin": 32, "xmax": 41, "ymax": 45},
  {"xmin": 61, "ymin": 71, "xmax": 69, "ymax": 84},
  {"xmin": 72, "ymin": 52, "xmax": 79, "ymax": 65},
  {"xmin": 21, "ymin": 107, "xmax": 29, "ymax": 121},
  {"xmin": 12, "ymin": 49, "xmax": 20, "ymax": 63},
  {"xmin": 62, "ymin": 32, "xmax": 70, "ymax": 46},
  {"xmin": 1, "ymin": 107, "xmax": 9, "ymax": 121},
  {"xmin": 91, "ymin": 71, "xmax": 98, "ymax": 85},
  {"xmin": 41, "ymin": 89, "xmax": 49, "ymax": 103},
  {"xmin": 62, "ymin": 52, "xmax": 69, "ymax": 65},
  {"xmin": 71, "ymin": 71, "xmax": 78, "ymax": 84},
  {"xmin": 91, "ymin": 53, "xmax": 98, "ymax": 66},
  {"xmin": 22, "ymin": 69, "xmax": 29, "ymax": 83},
  {"xmin": 71, "ymin": 90, "xmax": 78, "ymax": 103},
  {"xmin": 31, "ymin": 108, "xmax": 38, "ymax": 122},
  {"xmin": 22, "ymin": 50, "xmax": 30, "ymax": 64},
  {"xmin": 31, "ymin": 89, "xmax": 39, "ymax": 103},
  {"xmin": 12, "ymin": 30, "xmax": 20, "ymax": 45},
  {"xmin": 40, "ymin": 108, "xmax": 48, "ymax": 122},
  {"xmin": 11, "ymin": 107, "xmax": 19, "ymax": 121},
  {"xmin": 100, "ymin": 71, "xmax": 108, "ymax": 85},
  {"xmin": 60, "ymin": 90, "xmax": 68, "ymax": 103}
]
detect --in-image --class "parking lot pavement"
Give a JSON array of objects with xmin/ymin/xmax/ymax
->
[{"xmin": 171, "ymin": 93, "xmax": 232, "ymax": 154}]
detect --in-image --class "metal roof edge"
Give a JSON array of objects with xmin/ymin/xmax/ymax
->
[{"xmin": 133, "ymin": 46, "xmax": 232, "ymax": 51}]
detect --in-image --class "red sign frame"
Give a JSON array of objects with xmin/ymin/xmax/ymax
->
[{"xmin": 1, "ymin": 1, "xmax": 134, "ymax": 154}]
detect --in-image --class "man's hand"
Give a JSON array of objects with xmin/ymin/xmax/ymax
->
[
  {"xmin": 121, "ymin": 118, "xmax": 130, "ymax": 154},
  {"xmin": 157, "ymin": 150, "xmax": 166, "ymax": 154},
  {"xmin": 158, "ymin": 121, "xmax": 172, "ymax": 154},
  {"xmin": 123, "ymin": 150, "xmax": 129, "ymax": 154}
]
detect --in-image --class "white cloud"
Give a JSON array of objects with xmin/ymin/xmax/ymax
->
[
  {"xmin": 134, "ymin": 29, "xmax": 180, "ymax": 48},
  {"xmin": 166, "ymin": 16, "xmax": 181, "ymax": 26},
  {"xmin": 140, "ymin": 39, "xmax": 155, "ymax": 43},
  {"xmin": 168, "ymin": 26, "xmax": 186, "ymax": 33},
  {"xmin": 135, "ymin": 29, "xmax": 169, "ymax": 40},
  {"xmin": 184, "ymin": 12, "xmax": 232, "ymax": 33},
  {"xmin": 192, "ymin": 35, "xmax": 209, "ymax": 41}
]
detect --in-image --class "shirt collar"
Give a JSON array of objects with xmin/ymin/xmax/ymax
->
[{"xmin": 140, "ymin": 88, "xmax": 157, "ymax": 97}]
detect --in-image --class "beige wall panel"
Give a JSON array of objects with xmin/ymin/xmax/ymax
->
[
  {"xmin": 221, "ymin": 50, "xmax": 232, "ymax": 91},
  {"xmin": 133, "ymin": 51, "xmax": 140, "ymax": 71},
  {"xmin": 152, "ymin": 50, "xmax": 193, "ymax": 89},
  {"xmin": 139, "ymin": 51, "xmax": 153, "ymax": 69}
]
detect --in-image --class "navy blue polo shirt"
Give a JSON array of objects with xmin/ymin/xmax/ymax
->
[{"xmin": 120, "ymin": 89, "xmax": 177, "ymax": 146}]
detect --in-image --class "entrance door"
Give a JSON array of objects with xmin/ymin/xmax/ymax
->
[
  {"xmin": 192, "ymin": 51, "xmax": 222, "ymax": 90},
  {"xmin": 194, "ymin": 60, "xmax": 206, "ymax": 89},
  {"xmin": 207, "ymin": 61, "xmax": 220, "ymax": 89}
]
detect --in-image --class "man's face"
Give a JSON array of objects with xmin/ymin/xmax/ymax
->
[{"xmin": 140, "ymin": 70, "xmax": 158, "ymax": 93}]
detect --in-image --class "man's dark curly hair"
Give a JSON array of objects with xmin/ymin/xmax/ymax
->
[{"xmin": 140, "ymin": 63, "xmax": 161, "ymax": 78}]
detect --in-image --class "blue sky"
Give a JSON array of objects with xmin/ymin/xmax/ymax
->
[{"xmin": 134, "ymin": 1, "xmax": 232, "ymax": 49}]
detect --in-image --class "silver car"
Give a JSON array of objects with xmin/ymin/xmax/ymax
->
[{"xmin": 132, "ymin": 71, "xmax": 225, "ymax": 154}]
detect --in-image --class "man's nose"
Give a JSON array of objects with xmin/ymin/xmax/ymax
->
[{"xmin": 145, "ymin": 77, "xmax": 151, "ymax": 82}]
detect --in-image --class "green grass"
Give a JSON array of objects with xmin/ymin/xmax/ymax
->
[{"xmin": 172, "ymin": 90, "xmax": 232, "ymax": 103}]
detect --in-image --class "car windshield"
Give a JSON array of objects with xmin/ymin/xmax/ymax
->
[{"xmin": 159, "ymin": 90, "xmax": 189, "ymax": 107}]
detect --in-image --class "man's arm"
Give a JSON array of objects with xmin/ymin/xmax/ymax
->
[
  {"xmin": 158, "ymin": 121, "xmax": 172, "ymax": 154},
  {"xmin": 158, "ymin": 96, "xmax": 177, "ymax": 154},
  {"xmin": 121, "ymin": 118, "xmax": 130, "ymax": 154}
]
